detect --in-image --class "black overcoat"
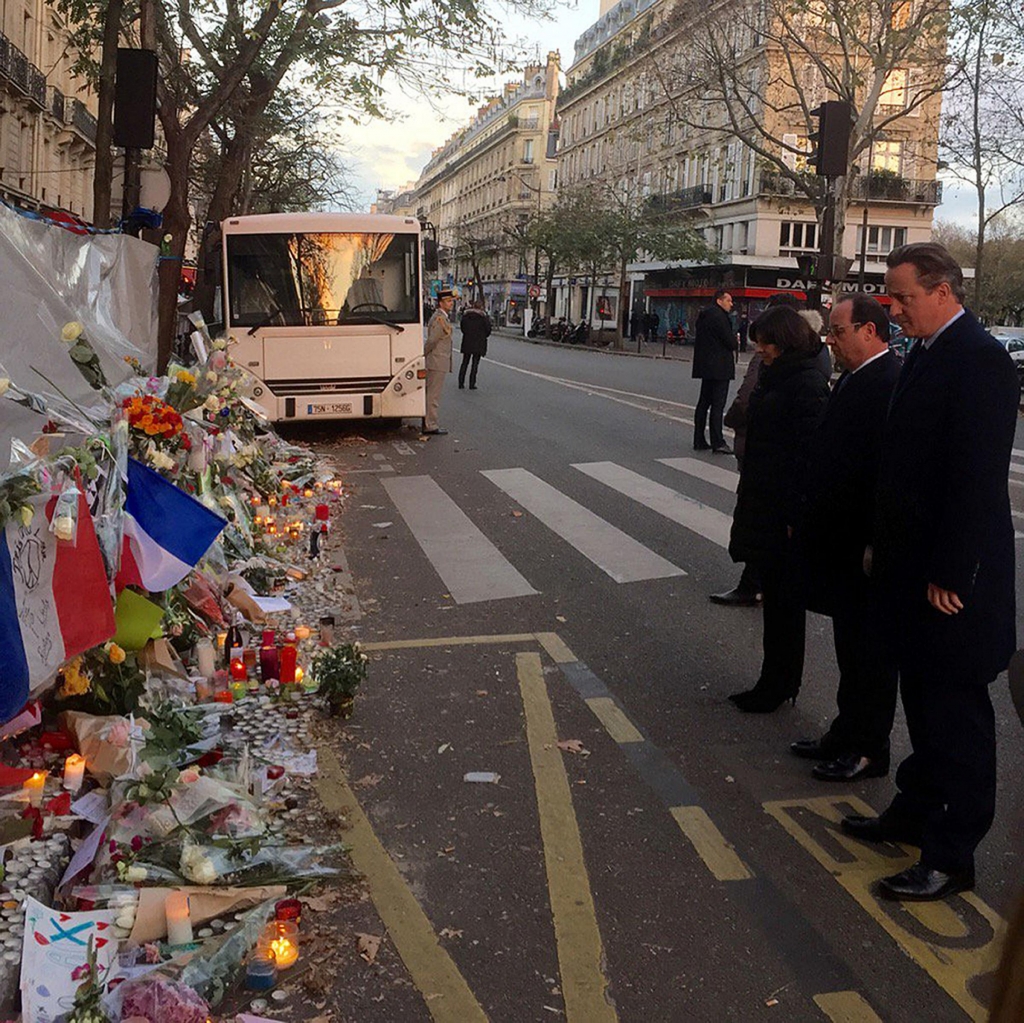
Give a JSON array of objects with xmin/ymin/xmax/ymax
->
[
  {"xmin": 801, "ymin": 351, "xmax": 901, "ymax": 615},
  {"xmin": 872, "ymin": 310, "xmax": 1018, "ymax": 682},
  {"xmin": 692, "ymin": 304, "xmax": 737, "ymax": 380},
  {"xmin": 459, "ymin": 309, "xmax": 492, "ymax": 356},
  {"xmin": 728, "ymin": 348, "xmax": 829, "ymax": 564}
]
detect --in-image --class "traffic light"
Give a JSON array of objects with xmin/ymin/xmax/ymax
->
[
  {"xmin": 809, "ymin": 101, "xmax": 852, "ymax": 177},
  {"xmin": 797, "ymin": 254, "xmax": 853, "ymax": 282}
]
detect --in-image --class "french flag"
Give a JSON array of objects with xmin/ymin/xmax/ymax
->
[
  {"xmin": 0, "ymin": 491, "xmax": 116, "ymax": 722},
  {"xmin": 117, "ymin": 458, "xmax": 226, "ymax": 593}
]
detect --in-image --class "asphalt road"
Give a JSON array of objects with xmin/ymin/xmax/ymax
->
[{"xmin": 297, "ymin": 333, "xmax": 1024, "ymax": 1023}]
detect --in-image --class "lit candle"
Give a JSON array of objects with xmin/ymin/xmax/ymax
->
[
  {"xmin": 62, "ymin": 755, "xmax": 85, "ymax": 793},
  {"xmin": 23, "ymin": 772, "xmax": 46, "ymax": 808},
  {"xmin": 230, "ymin": 657, "xmax": 247, "ymax": 681},
  {"xmin": 267, "ymin": 921, "xmax": 299, "ymax": 968},
  {"xmin": 294, "ymin": 625, "xmax": 311, "ymax": 641},
  {"xmin": 165, "ymin": 891, "xmax": 193, "ymax": 946},
  {"xmin": 294, "ymin": 666, "xmax": 304, "ymax": 684},
  {"xmin": 303, "ymin": 488, "xmax": 314, "ymax": 498},
  {"xmin": 216, "ymin": 631, "xmax": 228, "ymax": 653}
]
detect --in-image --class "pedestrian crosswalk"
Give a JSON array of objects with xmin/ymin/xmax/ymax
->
[{"xmin": 376, "ymin": 452, "xmax": 1024, "ymax": 604}]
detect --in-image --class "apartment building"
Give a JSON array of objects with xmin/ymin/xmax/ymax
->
[
  {"xmin": 0, "ymin": 0, "xmax": 97, "ymax": 219},
  {"xmin": 412, "ymin": 52, "xmax": 561, "ymax": 325},
  {"xmin": 557, "ymin": 0, "xmax": 943, "ymax": 333}
]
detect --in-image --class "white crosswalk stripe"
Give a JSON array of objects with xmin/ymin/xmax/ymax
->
[
  {"xmin": 658, "ymin": 457, "xmax": 739, "ymax": 494},
  {"xmin": 482, "ymin": 467, "xmax": 686, "ymax": 583},
  {"xmin": 381, "ymin": 476, "xmax": 537, "ymax": 604},
  {"xmin": 574, "ymin": 461, "xmax": 733, "ymax": 550}
]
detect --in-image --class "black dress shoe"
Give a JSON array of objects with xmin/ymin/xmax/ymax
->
[
  {"xmin": 422, "ymin": 428, "xmax": 448, "ymax": 435},
  {"xmin": 790, "ymin": 736, "xmax": 841, "ymax": 760},
  {"xmin": 712, "ymin": 444, "xmax": 733, "ymax": 455},
  {"xmin": 709, "ymin": 588, "xmax": 762, "ymax": 607},
  {"xmin": 878, "ymin": 863, "xmax": 974, "ymax": 902},
  {"xmin": 812, "ymin": 751, "xmax": 890, "ymax": 782},
  {"xmin": 694, "ymin": 441, "xmax": 711, "ymax": 451},
  {"xmin": 840, "ymin": 814, "xmax": 920, "ymax": 845},
  {"xmin": 469, "ymin": 384, "xmax": 478, "ymax": 389},
  {"xmin": 728, "ymin": 685, "xmax": 798, "ymax": 713}
]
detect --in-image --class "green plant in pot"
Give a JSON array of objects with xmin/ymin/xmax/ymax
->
[{"xmin": 311, "ymin": 642, "xmax": 368, "ymax": 717}]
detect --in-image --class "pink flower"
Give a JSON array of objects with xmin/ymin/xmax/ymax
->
[
  {"xmin": 107, "ymin": 720, "xmax": 130, "ymax": 747},
  {"xmin": 130, "ymin": 835, "xmax": 144, "ymax": 852},
  {"xmin": 71, "ymin": 962, "xmax": 91, "ymax": 982}
]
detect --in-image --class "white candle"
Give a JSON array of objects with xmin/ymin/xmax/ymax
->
[
  {"xmin": 195, "ymin": 639, "xmax": 216, "ymax": 678},
  {"xmin": 23, "ymin": 772, "xmax": 46, "ymax": 808},
  {"xmin": 62, "ymin": 755, "xmax": 85, "ymax": 793},
  {"xmin": 165, "ymin": 891, "xmax": 193, "ymax": 946}
]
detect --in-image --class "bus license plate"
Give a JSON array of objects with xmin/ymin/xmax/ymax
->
[{"xmin": 307, "ymin": 401, "xmax": 353, "ymax": 415}]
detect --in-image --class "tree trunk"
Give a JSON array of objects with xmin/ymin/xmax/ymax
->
[
  {"xmin": 156, "ymin": 134, "xmax": 193, "ymax": 372},
  {"xmin": 544, "ymin": 261, "xmax": 556, "ymax": 338},
  {"xmin": 613, "ymin": 256, "xmax": 628, "ymax": 350},
  {"xmin": 92, "ymin": 0, "xmax": 123, "ymax": 226}
]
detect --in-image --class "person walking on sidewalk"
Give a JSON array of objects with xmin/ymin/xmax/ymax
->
[
  {"xmin": 458, "ymin": 299, "xmax": 491, "ymax": 390},
  {"xmin": 693, "ymin": 288, "xmax": 737, "ymax": 454},
  {"xmin": 794, "ymin": 294, "xmax": 900, "ymax": 782},
  {"xmin": 423, "ymin": 289, "xmax": 455, "ymax": 435},
  {"xmin": 840, "ymin": 242, "xmax": 1018, "ymax": 902}
]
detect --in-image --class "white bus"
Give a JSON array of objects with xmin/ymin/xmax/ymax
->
[{"xmin": 216, "ymin": 212, "xmax": 432, "ymax": 423}]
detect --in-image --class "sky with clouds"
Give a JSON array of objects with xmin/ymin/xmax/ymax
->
[{"xmin": 337, "ymin": 0, "xmax": 978, "ymax": 231}]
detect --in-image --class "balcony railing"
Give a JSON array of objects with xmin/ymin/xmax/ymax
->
[
  {"xmin": 0, "ymin": 32, "xmax": 45, "ymax": 108},
  {"xmin": 48, "ymin": 86, "xmax": 66, "ymax": 122},
  {"xmin": 69, "ymin": 99, "xmax": 98, "ymax": 144},
  {"xmin": 758, "ymin": 169, "xmax": 941, "ymax": 205},
  {"xmin": 646, "ymin": 185, "xmax": 714, "ymax": 212}
]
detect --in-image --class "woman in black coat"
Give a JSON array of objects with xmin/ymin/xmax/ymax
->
[
  {"xmin": 727, "ymin": 305, "xmax": 829, "ymax": 712},
  {"xmin": 458, "ymin": 300, "xmax": 492, "ymax": 389}
]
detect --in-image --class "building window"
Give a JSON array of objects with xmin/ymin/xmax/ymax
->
[
  {"xmin": 523, "ymin": 139, "xmax": 534, "ymax": 164},
  {"xmin": 779, "ymin": 221, "xmax": 818, "ymax": 254},
  {"xmin": 872, "ymin": 140, "xmax": 903, "ymax": 174},
  {"xmin": 879, "ymin": 69, "xmax": 907, "ymax": 112},
  {"xmin": 856, "ymin": 225, "xmax": 907, "ymax": 255}
]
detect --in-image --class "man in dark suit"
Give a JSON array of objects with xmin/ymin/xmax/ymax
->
[
  {"xmin": 794, "ymin": 294, "xmax": 900, "ymax": 781},
  {"xmin": 841, "ymin": 243, "xmax": 1019, "ymax": 901},
  {"xmin": 692, "ymin": 288, "xmax": 737, "ymax": 454}
]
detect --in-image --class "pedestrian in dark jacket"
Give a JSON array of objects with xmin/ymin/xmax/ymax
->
[
  {"xmin": 692, "ymin": 288, "xmax": 737, "ymax": 453},
  {"xmin": 458, "ymin": 300, "xmax": 491, "ymax": 390},
  {"xmin": 794, "ymin": 294, "xmax": 901, "ymax": 782},
  {"xmin": 727, "ymin": 305, "xmax": 829, "ymax": 712}
]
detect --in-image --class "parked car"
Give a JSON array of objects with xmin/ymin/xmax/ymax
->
[{"xmin": 994, "ymin": 334, "xmax": 1024, "ymax": 386}]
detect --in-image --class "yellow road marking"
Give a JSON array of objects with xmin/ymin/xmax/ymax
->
[
  {"xmin": 813, "ymin": 990, "xmax": 884, "ymax": 1022},
  {"xmin": 517, "ymin": 652, "xmax": 619, "ymax": 1022},
  {"xmin": 585, "ymin": 696, "xmax": 644, "ymax": 743},
  {"xmin": 535, "ymin": 631, "xmax": 578, "ymax": 664},
  {"xmin": 361, "ymin": 632, "xmax": 536, "ymax": 651},
  {"xmin": 670, "ymin": 806, "xmax": 752, "ymax": 881},
  {"xmin": 314, "ymin": 747, "xmax": 489, "ymax": 1023},
  {"xmin": 764, "ymin": 795, "xmax": 1005, "ymax": 1022}
]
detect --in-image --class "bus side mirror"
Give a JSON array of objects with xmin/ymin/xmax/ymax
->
[{"xmin": 423, "ymin": 237, "xmax": 439, "ymax": 273}]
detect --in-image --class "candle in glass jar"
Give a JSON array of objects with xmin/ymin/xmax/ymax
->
[
  {"xmin": 294, "ymin": 625, "xmax": 311, "ymax": 641},
  {"xmin": 216, "ymin": 631, "xmax": 228, "ymax": 653},
  {"xmin": 266, "ymin": 921, "xmax": 299, "ymax": 968},
  {"xmin": 230, "ymin": 657, "xmax": 247, "ymax": 681},
  {"xmin": 319, "ymin": 616, "xmax": 335, "ymax": 646},
  {"xmin": 23, "ymin": 772, "xmax": 46, "ymax": 807},
  {"xmin": 62, "ymin": 755, "xmax": 85, "ymax": 793},
  {"xmin": 195, "ymin": 639, "xmax": 216, "ymax": 678},
  {"xmin": 165, "ymin": 891, "xmax": 193, "ymax": 946}
]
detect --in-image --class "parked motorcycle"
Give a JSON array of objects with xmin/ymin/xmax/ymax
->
[{"xmin": 527, "ymin": 316, "xmax": 548, "ymax": 338}]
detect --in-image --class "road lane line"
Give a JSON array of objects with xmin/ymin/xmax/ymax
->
[
  {"xmin": 813, "ymin": 991, "xmax": 884, "ymax": 1022},
  {"xmin": 482, "ymin": 467, "xmax": 685, "ymax": 582},
  {"xmin": 764, "ymin": 795, "xmax": 1004, "ymax": 1022},
  {"xmin": 658, "ymin": 456, "xmax": 740, "ymax": 494},
  {"xmin": 535, "ymin": 631, "xmax": 578, "ymax": 664},
  {"xmin": 669, "ymin": 806, "xmax": 752, "ymax": 881},
  {"xmin": 574, "ymin": 461, "xmax": 732, "ymax": 549},
  {"xmin": 314, "ymin": 746, "xmax": 489, "ymax": 1023},
  {"xmin": 584, "ymin": 696, "xmax": 645, "ymax": 743},
  {"xmin": 516, "ymin": 652, "xmax": 619, "ymax": 1023},
  {"xmin": 361, "ymin": 633, "xmax": 537, "ymax": 652},
  {"xmin": 381, "ymin": 475, "xmax": 537, "ymax": 604}
]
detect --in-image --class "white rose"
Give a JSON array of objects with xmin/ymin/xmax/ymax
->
[
  {"xmin": 125, "ymin": 865, "xmax": 148, "ymax": 882},
  {"xmin": 193, "ymin": 857, "xmax": 218, "ymax": 884},
  {"xmin": 61, "ymin": 321, "xmax": 84, "ymax": 343},
  {"xmin": 0, "ymin": 378, "xmax": 9, "ymax": 397},
  {"xmin": 206, "ymin": 371, "xmax": 218, "ymax": 384},
  {"xmin": 204, "ymin": 395, "xmax": 221, "ymax": 412},
  {"xmin": 53, "ymin": 515, "xmax": 74, "ymax": 541}
]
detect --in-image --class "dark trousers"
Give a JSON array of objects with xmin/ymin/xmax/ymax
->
[
  {"xmin": 885, "ymin": 669, "xmax": 997, "ymax": 874},
  {"xmin": 826, "ymin": 599, "xmax": 898, "ymax": 757},
  {"xmin": 737, "ymin": 561, "xmax": 761, "ymax": 596},
  {"xmin": 458, "ymin": 353, "xmax": 481, "ymax": 388},
  {"xmin": 757, "ymin": 554, "xmax": 805, "ymax": 695},
  {"xmin": 694, "ymin": 378, "xmax": 730, "ymax": 448}
]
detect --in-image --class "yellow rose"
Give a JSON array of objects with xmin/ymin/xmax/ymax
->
[
  {"xmin": 61, "ymin": 321, "xmax": 84, "ymax": 343},
  {"xmin": 107, "ymin": 643, "xmax": 126, "ymax": 664},
  {"xmin": 17, "ymin": 505, "xmax": 33, "ymax": 527},
  {"xmin": 176, "ymin": 370, "xmax": 196, "ymax": 385}
]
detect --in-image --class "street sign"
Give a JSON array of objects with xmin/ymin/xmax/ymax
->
[{"xmin": 528, "ymin": 284, "xmax": 541, "ymax": 298}]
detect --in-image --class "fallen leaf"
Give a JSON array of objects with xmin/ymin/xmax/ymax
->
[
  {"xmin": 437, "ymin": 845, "xmax": 456, "ymax": 856},
  {"xmin": 511, "ymin": 510, "xmax": 523, "ymax": 518},
  {"xmin": 555, "ymin": 615, "xmax": 567, "ymax": 622},
  {"xmin": 301, "ymin": 892, "xmax": 341, "ymax": 912},
  {"xmin": 439, "ymin": 927, "xmax": 463, "ymax": 939},
  {"xmin": 353, "ymin": 773, "xmax": 384, "ymax": 789},
  {"xmin": 437, "ymin": 742, "xmax": 451, "ymax": 754},
  {"xmin": 475, "ymin": 690, "xmax": 489, "ymax": 697},
  {"xmin": 356, "ymin": 932, "xmax": 382, "ymax": 963},
  {"xmin": 557, "ymin": 739, "xmax": 591, "ymax": 757}
]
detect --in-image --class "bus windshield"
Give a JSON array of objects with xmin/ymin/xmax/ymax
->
[{"xmin": 227, "ymin": 231, "xmax": 420, "ymax": 328}]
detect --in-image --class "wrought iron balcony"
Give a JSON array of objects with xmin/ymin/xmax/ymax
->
[
  {"xmin": 48, "ymin": 86, "xmax": 67, "ymax": 122},
  {"xmin": 646, "ymin": 185, "xmax": 714, "ymax": 212},
  {"xmin": 69, "ymin": 99, "xmax": 98, "ymax": 144},
  {"xmin": 0, "ymin": 32, "xmax": 46, "ymax": 108},
  {"xmin": 758, "ymin": 169, "xmax": 942, "ymax": 205},
  {"xmin": 758, "ymin": 170, "xmax": 824, "ymax": 199}
]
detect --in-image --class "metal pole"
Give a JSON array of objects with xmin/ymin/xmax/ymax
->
[{"xmin": 858, "ymin": 205, "xmax": 868, "ymax": 290}]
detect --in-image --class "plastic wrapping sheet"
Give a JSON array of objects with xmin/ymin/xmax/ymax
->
[{"xmin": 0, "ymin": 202, "xmax": 158, "ymax": 467}]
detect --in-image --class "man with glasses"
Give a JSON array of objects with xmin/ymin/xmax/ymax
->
[
  {"xmin": 794, "ymin": 294, "xmax": 900, "ymax": 781},
  {"xmin": 840, "ymin": 243, "xmax": 1018, "ymax": 902}
]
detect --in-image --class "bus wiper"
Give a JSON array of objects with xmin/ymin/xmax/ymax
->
[
  {"xmin": 247, "ymin": 306, "xmax": 282, "ymax": 335},
  {"xmin": 351, "ymin": 313, "xmax": 405, "ymax": 333}
]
